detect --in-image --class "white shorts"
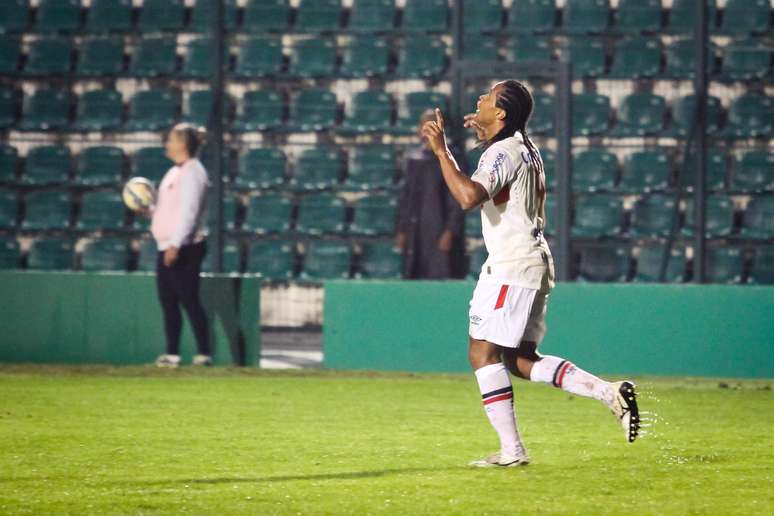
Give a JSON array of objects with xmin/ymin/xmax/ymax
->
[{"xmin": 468, "ymin": 279, "xmax": 549, "ymax": 348}]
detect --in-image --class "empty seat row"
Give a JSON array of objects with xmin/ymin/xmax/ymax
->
[
  {"xmin": 0, "ymin": 236, "xmax": 403, "ymax": 280},
  {"xmin": 2, "ymin": 0, "xmax": 769, "ymax": 36},
  {"xmin": 0, "ymin": 34, "xmax": 449, "ymax": 79}
]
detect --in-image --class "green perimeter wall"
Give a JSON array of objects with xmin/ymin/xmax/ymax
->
[
  {"xmin": 0, "ymin": 271, "xmax": 260, "ymax": 366},
  {"xmin": 324, "ymin": 281, "xmax": 774, "ymax": 378}
]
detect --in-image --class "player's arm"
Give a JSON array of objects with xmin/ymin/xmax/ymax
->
[{"xmin": 422, "ymin": 109, "xmax": 488, "ymax": 212}]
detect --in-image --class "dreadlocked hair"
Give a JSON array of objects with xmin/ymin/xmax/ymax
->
[{"xmin": 483, "ymin": 80, "xmax": 545, "ymax": 197}]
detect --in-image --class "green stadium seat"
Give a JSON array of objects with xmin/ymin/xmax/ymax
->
[
  {"xmin": 561, "ymin": 38, "xmax": 605, "ymax": 77},
  {"xmin": 542, "ymin": 149, "xmax": 556, "ymax": 191},
  {"xmin": 467, "ymin": 245, "xmax": 487, "ymax": 280},
  {"xmin": 296, "ymin": 194, "xmax": 346, "ymax": 235},
  {"xmin": 0, "ymin": 88, "xmax": 19, "ymax": 128},
  {"xmin": 0, "ymin": 145, "xmax": 18, "ymax": 183},
  {"xmin": 199, "ymin": 147, "xmax": 233, "ymax": 183},
  {"xmin": 721, "ymin": 39, "xmax": 771, "ymax": 81},
  {"xmin": 183, "ymin": 90, "xmax": 212, "ymax": 127},
  {"xmin": 0, "ymin": 190, "xmax": 18, "ymax": 229},
  {"xmin": 130, "ymin": 36, "xmax": 178, "ymax": 77},
  {"xmin": 206, "ymin": 195, "xmax": 238, "ymax": 231},
  {"xmin": 189, "ymin": 0, "xmax": 238, "ymax": 33},
  {"xmin": 609, "ymin": 37, "xmax": 661, "ymax": 78},
  {"xmin": 394, "ymin": 91, "xmax": 447, "ymax": 135},
  {"xmin": 748, "ymin": 247, "xmax": 774, "ymax": 285},
  {"xmin": 35, "ymin": 0, "xmax": 81, "ymax": 33},
  {"xmin": 0, "ymin": 37, "xmax": 21, "ymax": 73},
  {"xmin": 668, "ymin": 94, "xmax": 723, "ymax": 137},
  {"xmin": 463, "ymin": 35, "xmax": 499, "ymax": 62},
  {"xmin": 719, "ymin": 0, "xmax": 770, "ymax": 34},
  {"xmin": 359, "ymin": 241, "xmax": 402, "ymax": 279},
  {"xmin": 572, "ymin": 195, "xmax": 624, "ymax": 237},
  {"xmin": 723, "ymin": 93, "xmax": 773, "ymax": 139},
  {"xmin": 0, "ymin": 238, "xmax": 20, "ymax": 268},
  {"xmin": 295, "ymin": 0, "xmax": 341, "ymax": 31},
  {"xmin": 0, "ymin": 1, "xmax": 30, "ymax": 34},
  {"xmin": 629, "ymin": 194, "xmax": 677, "ymax": 238},
  {"xmin": 23, "ymin": 191, "xmax": 71, "ymax": 230},
  {"xmin": 243, "ymin": 194, "xmax": 293, "ymax": 233},
  {"xmin": 508, "ymin": 36, "xmax": 552, "ymax": 64},
  {"xmin": 705, "ymin": 247, "xmax": 743, "ymax": 284},
  {"xmin": 74, "ymin": 89, "xmax": 123, "ymax": 131},
  {"xmin": 682, "ymin": 195, "xmax": 735, "ymax": 238},
  {"xmin": 125, "ymin": 89, "xmax": 179, "ymax": 131},
  {"xmin": 667, "ymin": 0, "xmax": 717, "ymax": 33},
  {"xmin": 577, "ymin": 246, "xmax": 630, "ymax": 282},
  {"xmin": 242, "ymin": 0, "xmax": 290, "ymax": 32},
  {"xmin": 77, "ymin": 37, "xmax": 124, "ymax": 75},
  {"xmin": 345, "ymin": 146, "xmax": 396, "ymax": 190},
  {"xmin": 402, "ymin": 0, "xmax": 447, "ymax": 32},
  {"xmin": 290, "ymin": 37, "xmax": 337, "ymax": 78},
  {"xmin": 232, "ymin": 90, "xmax": 284, "ymax": 132},
  {"xmin": 182, "ymin": 38, "xmax": 221, "ymax": 78},
  {"xmin": 572, "ymin": 149, "xmax": 618, "ymax": 192},
  {"xmin": 463, "ymin": 0, "xmax": 502, "ymax": 33},
  {"xmin": 678, "ymin": 150, "xmax": 727, "ymax": 192},
  {"xmin": 664, "ymin": 39, "xmax": 716, "ymax": 79},
  {"xmin": 246, "ymin": 239, "xmax": 295, "ymax": 279},
  {"xmin": 20, "ymin": 89, "xmax": 70, "ymax": 130},
  {"xmin": 77, "ymin": 190, "xmax": 126, "ymax": 230},
  {"xmin": 613, "ymin": 93, "xmax": 666, "ymax": 136},
  {"xmin": 508, "ymin": 0, "xmax": 556, "ymax": 33},
  {"xmin": 615, "ymin": 0, "xmax": 661, "ymax": 33},
  {"xmin": 300, "ymin": 240, "xmax": 351, "ymax": 280},
  {"xmin": 465, "ymin": 210, "xmax": 482, "ymax": 238},
  {"xmin": 349, "ymin": 0, "xmax": 395, "ymax": 32},
  {"xmin": 618, "ymin": 150, "xmax": 671, "ymax": 193},
  {"xmin": 137, "ymin": 0, "xmax": 185, "ymax": 32},
  {"xmin": 396, "ymin": 35, "xmax": 446, "ymax": 78},
  {"xmin": 236, "ymin": 148, "xmax": 287, "ymax": 190},
  {"xmin": 572, "ymin": 93, "xmax": 610, "ymax": 136},
  {"xmin": 340, "ymin": 36, "xmax": 389, "ymax": 78},
  {"xmin": 350, "ymin": 194, "xmax": 396, "ymax": 236},
  {"xmin": 201, "ymin": 240, "xmax": 242, "ymax": 273},
  {"xmin": 530, "ymin": 93, "xmax": 555, "ymax": 135},
  {"xmin": 740, "ymin": 196, "xmax": 774, "ymax": 240},
  {"xmin": 732, "ymin": 151, "xmax": 774, "ymax": 193},
  {"xmin": 233, "ymin": 37, "xmax": 283, "ymax": 78},
  {"xmin": 135, "ymin": 238, "xmax": 157, "ymax": 271},
  {"xmin": 340, "ymin": 91, "xmax": 393, "ymax": 134},
  {"xmin": 24, "ymin": 37, "xmax": 72, "ymax": 74},
  {"xmin": 564, "ymin": 0, "xmax": 610, "ymax": 34},
  {"xmin": 23, "ymin": 145, "xmax": 71, "ymax": 185},
  {"xmin": 75, "ymin": 146, "xmax": 124, "ymax": 186},
  {"xmin": 634, "ymin": 244, "xmax": 686, "ymax": 283},
  {"xmin": 85, "ymin": 0, "xmax": 133, "ymax": 33},
  {"xmin": 292, "ymin": 148, "xmax": 343, "ymax": 191},
  {"xmin": 288, "ymin": 89, "xmax": 338, "ymax": 132},
  {"xmin": 131, "ymin": 147, "xmax": 172, "ymax": 184},
  {"xmin": 27, "ymin": 238, "xmax": 74, "ymax": 270},
  {"xmin": 81, "ymin": 239, "xmax": 128, "ymax": 271}
]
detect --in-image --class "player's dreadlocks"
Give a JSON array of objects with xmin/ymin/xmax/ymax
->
[{"xmin": 485, "ymin": 80, "xmax": 545, "ymax": 195}]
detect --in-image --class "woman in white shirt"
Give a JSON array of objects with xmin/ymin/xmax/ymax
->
[{"xmin": 150, "ymin": 123, "xmax": 210, "ymax": 368}]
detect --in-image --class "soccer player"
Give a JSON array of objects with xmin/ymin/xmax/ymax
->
[{"xmin": 421, "ymin": 80, "xmax": 639, "ymax": 467}]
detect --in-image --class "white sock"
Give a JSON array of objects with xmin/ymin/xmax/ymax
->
[
  {"xmin": 529, "ymin": 355, "xmax": 614, "ymax": 405},
  {"xmin": 474, "ymin": 363, "xmax": 525, "ymax": 458}
]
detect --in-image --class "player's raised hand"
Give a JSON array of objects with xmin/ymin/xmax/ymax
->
[
  {"xmin": 421, "ymin": 108, "xmax": 448, "ymax": 156},
  {"xmin": 463, "ymin": 113, "xmax": 486, "ymax": 139},
  {"xmin": 435, "ymin": 108, "xmax": 445, "ymax": 132}
]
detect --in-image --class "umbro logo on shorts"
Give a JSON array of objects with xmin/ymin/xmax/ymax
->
[{"xmin": 470, "ymin": 315, "xmax": 482, "ymax": 325}]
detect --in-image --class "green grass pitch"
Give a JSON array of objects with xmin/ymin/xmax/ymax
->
[{"xmin": 1, "ymin": 365, "xmax": 772, "ymax": 515}]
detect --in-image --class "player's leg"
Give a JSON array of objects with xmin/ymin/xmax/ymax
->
[
  {"xmin": 469, "ymin": 337, "xmax": 529, "ymax": 467},
  {"xmin": 155, "ymin": 250, "xmax": 182, "ymax": 367},
  {"xmin": 176, "ymin": 241, "xmax": 211, "ymax": 363}
]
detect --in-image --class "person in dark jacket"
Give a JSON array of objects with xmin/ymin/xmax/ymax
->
[{"xmin": 396, "ymin": 109, "xmax": 466, "ymax": 279}]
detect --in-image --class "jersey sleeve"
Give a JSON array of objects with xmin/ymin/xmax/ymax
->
[{"xmin": 470, "ymin": 143, "xmax": 518, "ymax": 199}]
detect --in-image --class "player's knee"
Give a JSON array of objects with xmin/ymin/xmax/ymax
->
[
  {"xmin": 516, "ymin": 341, "xmax": 541, "ymax": 361},
  {"xmin": 468, "ymin": 338, "xmax": 500, "ymax": 370}
]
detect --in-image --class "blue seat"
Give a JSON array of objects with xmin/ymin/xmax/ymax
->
[
  {"xmin": 629, "ymin": 194, "xmax": 677, "ymax": 238},
  {"xmin": 572, "ymin": 93, "xmax": 611, "ymax": 136},
  {"xmin": 615, "ymin": 0, "xmax": 661, "ymax": 33},
  {"xmin": 613, "ymin": 93, "xmax": 666, "ymax": 136},
  {"xmin": 243, "ymin": 0, "xmax": 290, "ymax": 32},
  {"xmin": 634, "ymin": 244, "xmax": 686, "ymax": 283},
  {"xmin": 719, "ymin": 0, "xmax": 770, "ymax": 34},
  {"xmin": 24, "ymin": 36, "xmax": 72, "ymax": 74},
  {"xmin": 564, "ymin": 0, "xmax": 610, "ymax": 34},
  {"xmin": 300, "ymin": 240, "xmax": 351, "ymax": 280},
  {"xmin": 0, "ymin": 190, "xmax": 18, "ymax": 229},
  {"xmin": 577, "ymin": 246, "xmax": 630, "ymax": 282},
  {"xmin": 731, "ymin": 151, "xmax": 774, "ymax": 193},
  {"xmin": 618, "ymin": 150, "xmax": 671, "ymax": 193},
  {"xmin": 572, "ymin": 195, "xmax": 624, "ymax": 237},
  {"xmin": 35, "ymin": 0, "xmax": 81, "ymax": 33},
  {"xmin": 705, "ymin": 247, "xmax": 743, "ymax": 284},
  {"xmin": 572, "ymin": 149, "xmax": 618, "ymax": 192},
  {"xmin": 508, "ymin": 0, "xmax": 556, "ymax": 33},
  {"xmin": 609, "ymin": 37, "xmax": 661, "ymax": 78},
  {"xmin": 723, "ymin": 93, "xmax": 773, "ymax": 139},
  {"xmin": 23, "ymin": 144, "xmax": 71, "ymax": 185},
  {"xmin": 86, "ymin": 0, "xmax": 133, "ymax": 33},
  {"xmin": 0, "ymin": 1, "xmax": 30, "ymax": 34},
  {"xmin": 0, "ymin": 237, "xmax": 20, "ymax": 268},
  {"xmin": 137, "ymin": 0, "xmax": 185, "ymax": 32}
]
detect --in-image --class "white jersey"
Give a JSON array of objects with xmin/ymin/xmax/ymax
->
[{"xmin": 470, "ymin": 132, "xmax": 555, "ymax": 291}]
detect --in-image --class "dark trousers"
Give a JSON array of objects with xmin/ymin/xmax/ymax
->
[{"xmin": 156, "ymin": 240, "xmax": 210, "ymax": 356}]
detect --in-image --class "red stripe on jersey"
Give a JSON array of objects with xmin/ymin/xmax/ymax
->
[
  {"xmin": 483, "ymin": 392, "xmax": 513, "ymax": 405},
  {"xmin": 556, "ymin": 362, "xmax": 573, "ymax": 388},
  {"xmin": 494, "ymin": 285, "xmax": 509, "ymax": 310},
  {"xmin": 492, "ymin": 188, "xmax": 510, "ymax": 206}
]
